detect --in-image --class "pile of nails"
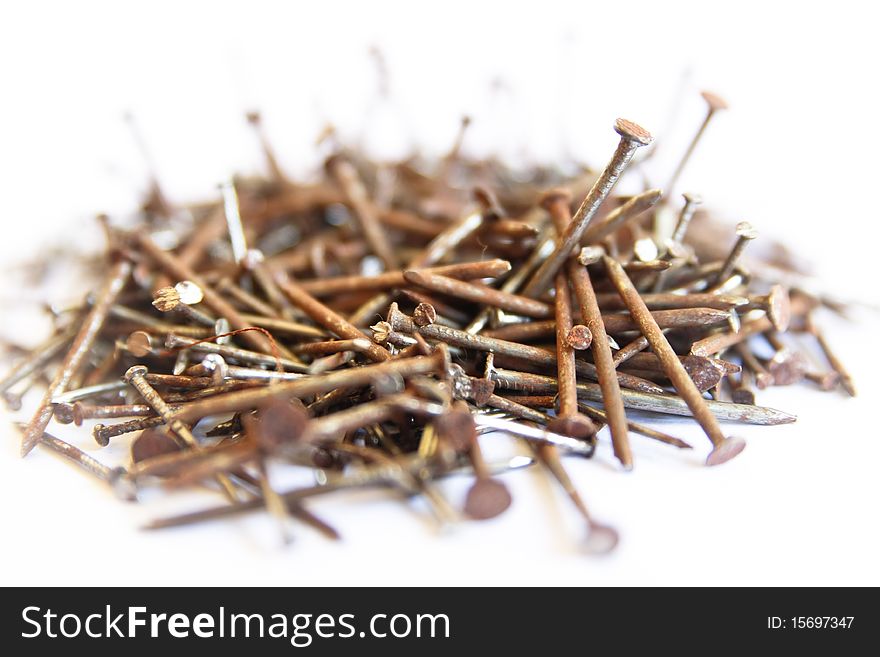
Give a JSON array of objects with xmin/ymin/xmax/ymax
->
[{"xmin": 3, "ymin": 92, "xmax": 856, "ymax": 553}]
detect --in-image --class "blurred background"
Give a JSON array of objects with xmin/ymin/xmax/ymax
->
[
  {"xmin": 1, "ymin": 0, "xmax": 878, "ymax": 586},
  {"xmin": 2, "ymin": 0, "xmax": 878, "ymax": 300}
]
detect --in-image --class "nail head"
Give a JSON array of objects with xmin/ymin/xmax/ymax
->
[
  {"xmin": 124, "ymin": 364, "xmax": 149, "ymax": 381},
  {"xmin": 614, "ymin": 118, "xmax": 653, "ymax": 146},
  {"xmin": 566, "ymin": 324, "xmax": 593, "ymax": 350},
  {"xmin": 700, "ymin": 90, "xmax": 729, "ymax": 112},
  {"xmin": 464, "ymin": 478, "xmax": 512, "ymax": 520},
  {"xmin": 705, "ymin": 436, "xmax": 746, "ymax": 466},
  {"xmin": 125, "ymin": 332, "xmax": 153, "ymax": 358}
]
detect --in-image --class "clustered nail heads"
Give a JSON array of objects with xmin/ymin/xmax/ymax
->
[{"xmin": 2, "ymin": 97, "xmax": 855, "ymax": 554}]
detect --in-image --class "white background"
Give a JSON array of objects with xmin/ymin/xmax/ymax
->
[{"xmin": 1, "ymin": 0, "xmax": 878, "ymax": 586}]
